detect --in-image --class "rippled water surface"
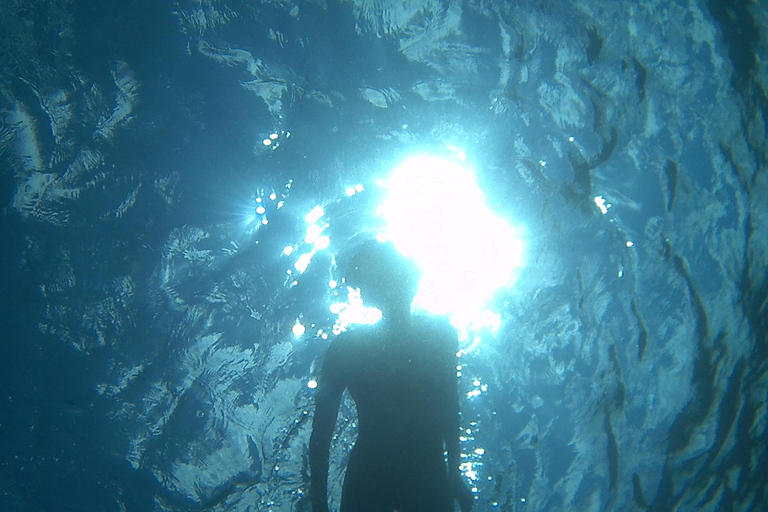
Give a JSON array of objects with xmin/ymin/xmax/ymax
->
[{"xmin": 1, "ymin": 1, "xmax": 766, "ymax": 511}]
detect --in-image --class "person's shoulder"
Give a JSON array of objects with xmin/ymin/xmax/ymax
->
[
  {"xmin": 325, "ymin": 324, "xmax": 378, "ymax": 358},
  {"xmin": 331, "ymin": 324, "xmax": 378, "ymax": 345},
  {"xmin": 324, "ymin": 331, "xmax": 350, "ymax": 359},
  {"xmin": 320, "ymin": 332, "xmax": 353, "ymax": 377}
]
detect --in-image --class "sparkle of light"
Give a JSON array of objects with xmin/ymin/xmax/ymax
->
[
  {"xmin": 294, "ymin": 252, "xmax": 313, "ymax": 273},
  {"xmin": 292, "ymin": 323, "xmax": 306, "ymax": 337},
  {"xmin": 305, "ymin": 206, "xmax": 324, "ymax": 224},
  {"xmin": 305, "ymin": 224, "xmax": 322, "ymax": 244},
  {"xmin": 314, "ymin": 235, "xmax": 330, "ymax": 250},
  {"xmin": 594, "ymin": 196, "xmax": 611, "ymax": 214}
]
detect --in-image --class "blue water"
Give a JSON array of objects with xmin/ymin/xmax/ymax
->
[{"xmin": 1, "ymin": 1, "xmax": 766, "ymax": 511}]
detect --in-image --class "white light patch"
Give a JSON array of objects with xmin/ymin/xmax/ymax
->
[
  {"xmin": 305, "ymin": 206, "xmax": 325, "ymax": 223},
  {"xmin": 314, "ymin": 235, "xmax": 330, "ymax": 250},
  {"xmin": 294, "ymin": 251, "xmax": 313, "ymax": 273},
  {"xmin": 380, "ymin": 156, "xmax": 525, "ymax": 327},
  {"xmin": 594, "ymin": 196, "xmax": 611, "ymax": 214},
  {"xmin": 330, "ymin": 287, "xmax": 383, "ymax": 332},
  {"xmin": 283, "ymin": 246, "xmax": 293, "ymax": 256},
  {"xmin": 262, "ymin": 138, "xmax": 272, "ymax": 146},
  {"xmin": 292, "ymin": 323, "xmax": 306, "ymax": 337},
  {"xmin": 626, "ymin": 241, "xmax": 634, "ymax": 247},
  {"xmin": 346, "ymin": 187, "xmax": 356, "ymax": 196},
  {"xmin": 305, "ymin": 223, "xmax": 322, "ymax": 244},
  {"xmin": 461, "ymin": 462, "xmax": 478, "ymax": 480},
  {"xmin": 307, "ymin": 379, "xmax": 318, "ymax": 389},
  {"xmin": 256, "ymin": 205, "xmax": 266, "ymax": 215}
]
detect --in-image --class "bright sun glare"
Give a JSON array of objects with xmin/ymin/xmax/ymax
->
[
  {"xmin": 286, "ymin": 154, "xmax": 526, "ymax": 343},
  {"xmin": 380, "ymin": 155, "xmax": 525, "ymax": 332}
]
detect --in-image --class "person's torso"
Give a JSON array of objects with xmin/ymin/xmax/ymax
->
[{"xmin": 340, "ymin": 318, "xmax": 454, "ymax": 458}]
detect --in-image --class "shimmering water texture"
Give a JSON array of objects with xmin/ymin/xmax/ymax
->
[{"xmin": 1, "ymin": 1, "xmax": 766, "ymax": 511}]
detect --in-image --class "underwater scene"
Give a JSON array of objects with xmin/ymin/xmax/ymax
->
[{"xmin": 1, "ymin": 0, "xmax": 766, "ymax": 511}]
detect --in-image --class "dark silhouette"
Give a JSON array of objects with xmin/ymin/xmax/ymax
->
[{"xmin": 309, "ymin": 241, "xmax": 474, "ymax": 512}]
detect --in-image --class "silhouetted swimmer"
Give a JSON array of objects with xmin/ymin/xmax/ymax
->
[{"xmin": 310, "ymin": 241, "xmax": 474, "ymax": 512}]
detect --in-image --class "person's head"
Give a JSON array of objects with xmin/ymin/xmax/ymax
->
[{"xmin": 344, "ymin": 240, "xmax": 421, "ymax": 313}]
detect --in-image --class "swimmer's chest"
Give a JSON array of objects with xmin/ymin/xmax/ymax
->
[{"xmin": 343, "ymin": 327, "xmax": 449, "ymax": 412}]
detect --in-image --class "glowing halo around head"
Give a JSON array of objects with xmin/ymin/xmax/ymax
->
[{"xmin": 379, "ymin": 155, "xmax": 525, "ymax": 332}]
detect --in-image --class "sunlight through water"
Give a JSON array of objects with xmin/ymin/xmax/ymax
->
[
  {"xmin": 287, "ymin": 156, "xmax": 525, "ymax": 342},
  {"xmin": 380, "ymin": 155, "xmax": 525, "ymax": 335}
]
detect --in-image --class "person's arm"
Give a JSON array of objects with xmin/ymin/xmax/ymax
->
[
  {"xmin": 441, "ymin": 326, "xmax": 474, "ymax": 512},
  {"xmin": 309, "ymin": 341, "xmax": 345, "ymax": 512},
  {"xmin": 444, "ymin": 349, "xmax": 462, "ymax": 475}
]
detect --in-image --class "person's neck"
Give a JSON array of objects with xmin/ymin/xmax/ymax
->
[{"xmin": 381, "ymin": 304, "xmax": 412, "ymax": 334}]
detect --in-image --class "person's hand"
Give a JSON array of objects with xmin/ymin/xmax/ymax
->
[{"xmin": 450, "ymin": 471, "xmax": 474, "ymax": 512}]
